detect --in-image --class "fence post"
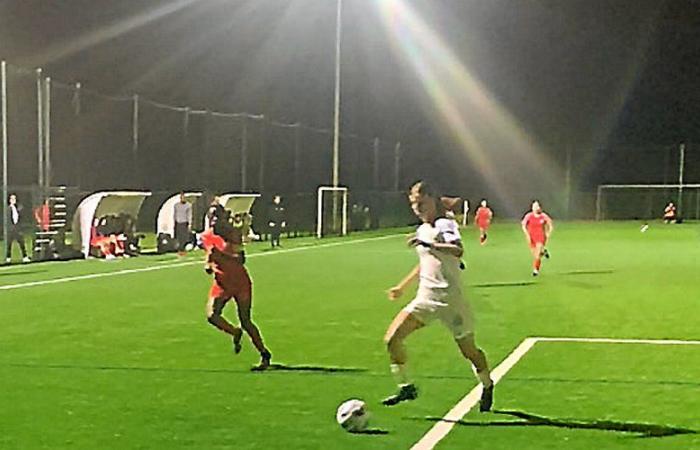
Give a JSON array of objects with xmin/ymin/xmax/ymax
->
[
  {"xmin": 677, "ymin": 142, "xmax": 685, "ymax": 217},
  {"xmin": 2, "ymin": 61, "xmax": 9, "ymax": 259},
  {"xmin": 36, "ymin": 69, "xmax": 44, "ymax": 189},
  {"xmin": 258, "ymin": 115, "xmax": 266, "ymax": 192},
  {"xmin": 182, "ymin": 107, "xmax": 190, "ymax": 189},
  {"xmin": 73, "ymin": 82, "xmax": 82, "ymax": 189},
  {"xmin": 393, "ymin": 141, "xmax": 401, "ymax": 192},
  {"xmin": 44, "ymin": 77, "xmax": 51, "ymax": 190},
  {"xmin": 240, "ymin": 116, "xmax": 248, "ymax": 191},
  {"xmin": 293, "ymin": 123, "xmax": 301, "ymax": 194},
  {"xmin": 373, "ymin": 137, "xmax": 380, "ymax": 190}
]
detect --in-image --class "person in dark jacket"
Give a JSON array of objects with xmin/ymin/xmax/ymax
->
[
  {"xmin": 6, "ymin": 194, "xmax": 30, "ymax": 263},
  {"xmin": 268, "ymin": 195, "xmax": 286, "ymax": 248}
]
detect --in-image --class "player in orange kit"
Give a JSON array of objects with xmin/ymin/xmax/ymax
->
[
  {"xmin": 521, "ymin": 200, "xmax": 553, "ymax": 276},
  {"xmin": 201, "ymin": 204, "xmax": 272, "ymax": 370},
  {"xmin": 474, "ymin": 199, "xmax": 493, "ymax": 245}
]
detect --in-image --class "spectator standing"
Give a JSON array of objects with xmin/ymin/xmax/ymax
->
[
  {"xmin": 6, "ymin": 194, "xmax": 30, "ymax": 263},
  {"xmin": 174, "ymin": 192, "xmax": 193, "ymax": 256},
  {"xmin": 268, "ymin": 195, "xmax": 286, "ymax": 248}
]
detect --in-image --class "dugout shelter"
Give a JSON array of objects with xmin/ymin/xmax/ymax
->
[{"xmin": 71, "ymin": 191, "xmax": 151, "ymax": 257}]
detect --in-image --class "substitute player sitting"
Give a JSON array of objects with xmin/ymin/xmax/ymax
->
[
  {"xmin": 663, "ymin": 202, "xmax": 677, "ymax": 224},
  {"xmin": 382, "ymin": 181, "xmax": 494, "ymax": 411},
  {"xmin": 475, "ymin": 199, "xmax": 493, "ymax": 245},
  {"xmin": 521, "ymin": 200, "xmax": 553, "ymax": 276},
  {"xmin": 202, "ymin": 206, "xmax": 272, "ymax": 371}
]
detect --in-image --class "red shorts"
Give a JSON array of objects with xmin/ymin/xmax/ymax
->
[
  {"xmin": 209, "ymin": 263, "xmax": 252, "ymax": 301},
  {"xmin": 529, "ymin": 235, "xmax": 546, "ymax": 248},
  {"xmin": 477, "ymin": 220, "xmax": 490, "ymax": 230}
]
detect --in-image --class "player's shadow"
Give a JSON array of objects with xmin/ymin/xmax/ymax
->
[
  {"xmin": 263, "ymin": 363, "xmax": 368, "ymax": 374},
  {"xmin": 0, "ymin": 269, "xmax": 48, "ymax": 277},
  {"xmin": 563, "ymin": 280, "xmax": 602, "ymax": 290},
  {"xmin": 471, "ymin": 281, "xmax": 536, "ymax": 289},
  {"xmin": 419, "ymin": 410, "xmax": 697, "ymax": 438},
  {"xmin": 4, "ymin": 362, "xmax": 367, "ymax": 376},
  {"xmin": 560, "ymin": 269, "xmax": 615, "ymax": 276},
  {"xmin": 349, "ymin": 428, "xmax": 390, "ymax": 435}
]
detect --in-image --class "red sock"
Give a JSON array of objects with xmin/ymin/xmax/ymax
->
[{"xmin": 535, "ymin": 258, "xmax": 541, "ymax": 271}]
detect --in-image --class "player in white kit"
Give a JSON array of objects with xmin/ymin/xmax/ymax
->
[{"xmin": 382, "ymin": 181, "xmax": 494, "ymax": 411}]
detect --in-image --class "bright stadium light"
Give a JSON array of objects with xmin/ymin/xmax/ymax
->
[{"xmin": 376, "ymin": 0, "xmax": 563, "ymax": 215}]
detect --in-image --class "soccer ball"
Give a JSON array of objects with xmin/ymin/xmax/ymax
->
[
  {"xmin": 336, "ymin": 399, "xmax": 369, "ymax": 432},
  {"xmin": 640, "ymin": 224, "xmax": 649, "ymax": 233},
  {"xmin": 184, "ymin": 242, "xmax": 194, "ymax": 252}
]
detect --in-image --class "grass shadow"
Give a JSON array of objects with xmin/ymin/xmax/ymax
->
[
  {"xmin": 471, "ymin": 281, "xmax": 536, "ymax": 289},
  {"xmin": 417, "ymin": 409, "xmax": 697, "ymax": 438},
  {"xmin": 264, "ymin": 363, "xmax": 367, "ymax": 373},
  {"xmin": 350, "ymin": 428, "xmax": 390, "ymax": 435},
  {"xmin": 3, "ymin": 361, "xmax": 367, "ymax": 376},
  {"xmin": 508, "ymin": 376, "xmax": 700, "ymax": 388},
  {"xmin": 0, "ymin": 269, "xmax": 48, "ymax": 277},
  {"xmin": 560, "ymin": 269, "xmax": 615, "ymax": 276}
]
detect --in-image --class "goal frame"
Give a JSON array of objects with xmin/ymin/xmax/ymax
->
[
  {"xmin": 595, "ymin": 183, "xmax": 700, "ymax": 220},
  {"xmin": 316, "ymin": 186, "xmax": 348, "ymax": 238},
  {"xmin": 462, "ymin": 199, "xmax": 470, "ymax": 227}
]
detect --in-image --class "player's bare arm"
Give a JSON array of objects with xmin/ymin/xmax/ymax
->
[
  {"xmin": 387, "ymin": 264, "xmax": 420, "ymax": 301},
  {"xmin": 545, "ymin": 218, "xmax": 554, "ymax": 239}
]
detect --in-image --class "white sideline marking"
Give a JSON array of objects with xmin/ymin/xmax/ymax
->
[
  {"xmin": 0, "ymin": 234, "xmax": 401, "ymax": 291},
  {"xmin": 411, "ymin": 336, "xmax": 700, "ymax": 449},
  {"xmin": 533, "ymin": 336, "xmax": 700, "ymax": 346},
  {"xmin": 411, "ymin": 337, "xmax": 538, "ymax": 450}
]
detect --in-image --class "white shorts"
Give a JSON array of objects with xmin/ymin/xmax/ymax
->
[{"xmin": 403, "ymin": 289, "xmax": 474, "ymax": 339}]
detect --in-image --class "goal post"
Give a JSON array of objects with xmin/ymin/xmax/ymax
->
[
  {"xmin": 462, "ymin": 199, "xmax": 469, "ymax": 227},
  {"xmin": 595, "ymin": 183, "xmax": 700, "ymax": 220},
  {"xmin": 317, "ymin": 186, "xmax": 348, "ymax": 238}
]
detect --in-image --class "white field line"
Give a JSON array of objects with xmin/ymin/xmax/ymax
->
[
  {"xmin": 0, "ymin": 234, "xmax": 401, "ymax": 291},
  {"xmin": 411, "ymin": 335, "xmax": 700, "ymax": 450},
  {"xmin": 533, "ymin": 336, "xmax": 700, "ymax": 345},
  {"xmin": 411, "ymin": 337, "xmax": 538, "ymax": 450}
]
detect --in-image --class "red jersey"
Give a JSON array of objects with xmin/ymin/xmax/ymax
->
[
  {"xmin": 200, "ymin": 228, "xmax": 226, "ymax": 253},
  {"xmin": 475, "ymin": 207, "xmax": 493, "ymax": 225},
  {"xmin": 522, "ymin": 211, "xmax": 552, "ymax": 240},
  {"xmin": 202, "ymin": 228, "xmax": 251, "ymax": 300}
]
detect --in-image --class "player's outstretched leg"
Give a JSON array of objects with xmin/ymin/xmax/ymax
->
[
  {"xmin": 455, "ymin": 334, "xmax": 494, "ymax": 412},
  {"xmin": 236, "ymin": 301, "xmax": 272, "ymax": 371},
  {"xmin": 382, "ymin": 311, "xmax": 424, "ymax": 406},
  {"xmin": 531, "ymin": 244, "xmax": 543, "ymax": 276},
  {"xmin": 206, "ymin": 296, "xmax": 244, "ymax": 354}
]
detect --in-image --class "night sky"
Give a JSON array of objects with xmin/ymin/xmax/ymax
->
[{"xmin": 1, "ymin": 0, "xmax": 699, "ymax": 213}]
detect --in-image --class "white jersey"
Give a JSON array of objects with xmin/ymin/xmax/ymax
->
[{"xmin": 415, "ymin": 218, "xmax": 463, "ymax": 292}]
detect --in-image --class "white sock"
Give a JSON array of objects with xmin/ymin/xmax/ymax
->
[{"xmin": 391, "ymin": 363, "xmax": 410, "ymax": 386}]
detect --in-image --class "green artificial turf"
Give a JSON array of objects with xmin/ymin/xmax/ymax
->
[{"xmin": 1, "ymin": 221, "xmax": 699, "ymax": 449}]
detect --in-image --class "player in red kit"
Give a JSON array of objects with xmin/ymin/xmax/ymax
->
[
  {"xmin": 474, "ymin": 199, "xmax": 493, "ymax": 245},
  {"xmin": 202, "ymin": 204, "xmax": 272, "ymax": 371},
  {"xmin": 521, "ymin": 200, "xmax": 553, "ymax": 276}
]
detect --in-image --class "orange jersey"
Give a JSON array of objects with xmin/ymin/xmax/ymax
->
[
  {"xmin": 202, "ymin": 228, "xmax": 251, "ymax": 300},
  {"xmin": 522, "ymin": 211, "xmax": 552, "ymax": 241},
  {"xmin": 475, "ymin": 207, "xmax": 493, "ymax": 225}
]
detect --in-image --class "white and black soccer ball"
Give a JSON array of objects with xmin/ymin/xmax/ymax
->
[{"xmin": 336, "ymin": 399, "xmax": 369, "ymax": 432}]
